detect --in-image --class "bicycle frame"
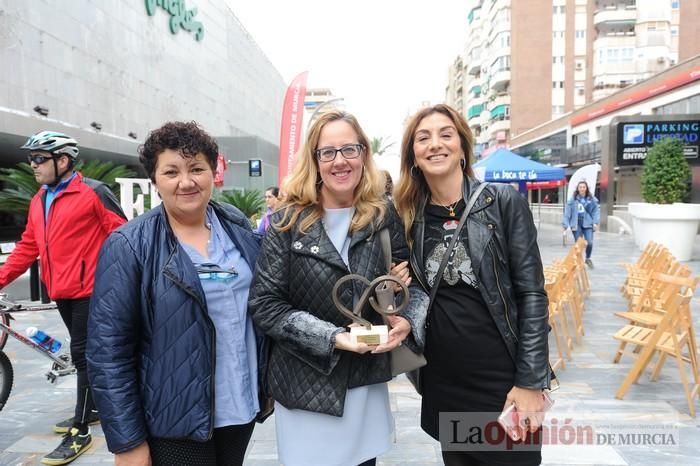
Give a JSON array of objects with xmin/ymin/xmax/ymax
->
[{"xmin": 0, "ymin": 294, "xmax": 73, "ymax": 378}]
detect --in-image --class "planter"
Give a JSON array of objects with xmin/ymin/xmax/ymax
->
[
  {"xmin": 629, "ymin": 202, "xmax": 700, "ymax": 261},
  {"xmin": 627, "ymin": 202, "xmax": 644, "ymax": 247}
]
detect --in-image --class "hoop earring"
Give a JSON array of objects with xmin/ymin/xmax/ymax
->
[
  {"xmin": 410, "ymin": 165, "xmax": 421, "ymax": 179},
  {"xmin": 460, "ymin": 158, "xmax": 466, "ymax": 170}
]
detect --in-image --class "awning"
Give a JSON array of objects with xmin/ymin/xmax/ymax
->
[
  {"xmin": 527, "ymin": 179, "xmax": 566, "ymax": 190},
  {"xmin": 468, "ymin": 104, "xmax": 484, "ymax": 119},
  {"xmin": 469, "ymin": 85, "xmax": 482, "ymax": 96},
  {"xmin": 490, "ymin": 105, "xmax": 508, "ymax": 119}
]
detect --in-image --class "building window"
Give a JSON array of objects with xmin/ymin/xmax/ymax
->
[
  {"xmin": 552, "ymin": 105, "xmax": 565, "ymax": 115},
  {"xmin": 552, "ymin": 81, "xmax": 565, "ymax": 88},
  {"xmin": 671, "ymin": 25, "xmax": 679, "ymax": 36},
  {"xmin": 671, "ymin": 0, "xmax": 679, "ymax": 9},
  {"xmin": 575, "ymin": 29, "xmax": 585, "ymax": 39}
]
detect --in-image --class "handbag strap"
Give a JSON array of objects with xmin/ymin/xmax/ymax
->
[
  {"xmin": 379, "ymin": 228, "xmax": 392, "ymax": 273},
  {"xmin": 426, "ymin": 182, "xmax": 488, "ymax": 310}
]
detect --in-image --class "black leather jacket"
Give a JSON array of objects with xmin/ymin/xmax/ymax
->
[
  {"xmin": 410, "ymin": 177, "xmax": 551, "ymax": 390},
  {"xmin": 249, "ymin": 203, "xmax": 429, "ymax": 417}
]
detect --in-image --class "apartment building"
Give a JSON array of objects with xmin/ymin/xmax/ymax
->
[{"xmin": 445, "ymin": 0, "xmax": 700, "ymax": 157}]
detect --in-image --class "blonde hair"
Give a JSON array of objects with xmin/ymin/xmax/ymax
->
[
  {"xmin": 275, "ymin": 111, "xmax": 386, "ymax": 233},
  {"xmin": 394, "ymin": 104, "xmax": 475, "ymax": 241}
]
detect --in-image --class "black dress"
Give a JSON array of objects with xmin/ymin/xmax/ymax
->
[{"xmin": 420, "ymin": 200, "xmax": 541, "ymax": 465}]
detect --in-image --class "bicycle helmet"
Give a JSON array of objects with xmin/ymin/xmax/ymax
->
[
  {"xmin": 20, "ymin": 131, "xmax": 79, "ymax": 187},
  {"xmin": 20, "ymin": 131, "xmax": 79, "ymax": 159}
]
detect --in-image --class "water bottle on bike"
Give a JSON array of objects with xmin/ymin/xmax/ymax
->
[{"xmin": 25, "ymin": 327, "xmax": 62, "ymax": 353}]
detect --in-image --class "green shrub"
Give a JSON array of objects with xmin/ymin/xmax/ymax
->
[
  {"xmin": 214, "ymin": 189, "xmax": 265, "ymax": 227},
  {"xmin": 640, "ymin": 138, "xmax": 691, "ymax": 204}
]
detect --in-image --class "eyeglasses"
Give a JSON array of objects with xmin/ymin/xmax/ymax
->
[
  {"xmin": 27, "ymin": 154, "xmax": 56, "ymax": 165},
  {"xmin": 195, "ymin": 263, "xmax": 238, "ymax": 281},
  {"xmin": 315, "ymin": 144, "xmax": 364, "ymax": 163}
]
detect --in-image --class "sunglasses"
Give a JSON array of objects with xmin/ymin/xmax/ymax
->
[
  {"xmin": 27, "ymin": 154, "xmax": 56, "ymax": 165},
  {"xmin": 195, "ymin": 263, "xmax": 238, "ymax": 281}
]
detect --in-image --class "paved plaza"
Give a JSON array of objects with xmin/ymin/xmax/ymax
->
[{"xmin": 1, "ymin": 224, "xmax": 700, "ymax": 465}]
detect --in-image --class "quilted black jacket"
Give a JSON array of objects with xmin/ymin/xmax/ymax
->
[
  {"xmin": 248, "ymin": 203, "xmax": 429, "ymax": 417},
  {"xmin": 410, "ymin": 177, "xmax": 551, "ymax": 390},
  {"xmin": 87, "ymin": 201, "xmax": 263, "ymax": 454}
]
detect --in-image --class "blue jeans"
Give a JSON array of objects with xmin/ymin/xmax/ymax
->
[{"xmin": 572, "ymin": 227, "xmax": 593, "ymax": 258}]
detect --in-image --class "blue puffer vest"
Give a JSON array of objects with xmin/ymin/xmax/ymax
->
[{"xmin": 87, "ymin": 201, "xmax": 263, "ymax": 454}]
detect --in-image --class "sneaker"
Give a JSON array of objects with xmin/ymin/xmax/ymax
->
[
  {"xmin": 41, "ymin": 428, "xmax": 92, "ymax": 465},
  {"xmin": 585, "ymin": 258, "xmax": 594, "ymax": 269},
  {"xmin": 53, "ymin": 411, "xmax": 100, "ymax": 434}
]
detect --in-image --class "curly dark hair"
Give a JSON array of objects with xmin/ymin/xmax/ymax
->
[{"xmin": 138, "ymin": 121, "xmax": 219, "ymax": 180}]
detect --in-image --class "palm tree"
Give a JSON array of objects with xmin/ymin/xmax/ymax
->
[
  {"xmin": 0, "ymin": 160, "xmax": 136, "ymax": 215},
  {"xmin": 214, "ymin": 189, "xmax": 265, "ymax": 227},
  {"xmin": 370, "ymin": 136, "xmax": 395, "ymax": 156}
]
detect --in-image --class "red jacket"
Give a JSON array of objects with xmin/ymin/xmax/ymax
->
[{"xmin": 0, "ymin": 173, "xmax": 126, "ymax": 299}]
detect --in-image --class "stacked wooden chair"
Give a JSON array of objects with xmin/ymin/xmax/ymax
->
[
  {"xmin": 544, "ymin": 237, "xmax": 592, "ymax": 373},
  {"xmin": 612, "ymin": 243, "xmax": 700, "ymax": 416}
]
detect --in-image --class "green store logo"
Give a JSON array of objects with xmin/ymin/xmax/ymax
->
[{"xmin": 145, "ymin": 0, "xmax": 204, "ymax": 42}]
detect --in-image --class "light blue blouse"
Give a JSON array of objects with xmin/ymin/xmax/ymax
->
[{"xmin": 180, "ymin": 207, "xmax": 259, "ymax": 427}]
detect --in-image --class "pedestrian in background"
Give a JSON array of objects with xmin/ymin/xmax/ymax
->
[
  {"xmin": 87, "ymin": 121, "xmax": 268, "ymax": 466},
  {"xmin": 0, "ymin": 131, "xmax": 126, "ymax": 465},
  {"xmin": 563, "ymin": 180, "xmax": 600, "ymax": 268},
  {"xmin": 249, "ymin": 111, "xmax": 428, "ymax": 466},
  {"xmin": 256, "ymin": 186, "xmax": 280, "ymax": 233},
  {"xmin": 394, "ymin": 104, "xmax": 550, "ymax": 466}
]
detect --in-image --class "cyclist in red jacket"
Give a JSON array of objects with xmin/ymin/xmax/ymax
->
[{"xmin": 0, "ymin": 131, "xmax": 126, "ymax": 465}]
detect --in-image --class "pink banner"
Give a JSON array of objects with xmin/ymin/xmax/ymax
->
[
  {"xmin": 214, "ymin": 152, "xmax": 227, "ymax": 187},
  {"xmin": 278, "ymin": 71, "xmax": 309, "ymax": 185}
]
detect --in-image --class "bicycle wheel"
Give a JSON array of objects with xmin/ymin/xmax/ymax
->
[
  {"xmin": 0, "ymin": 314, "xmax": 9, "ymax": 350},
  {"xmin": 0, "ymin": 350, "xmax": 13, "ymax": 412}
]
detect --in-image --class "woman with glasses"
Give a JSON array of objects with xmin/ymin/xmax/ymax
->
[
  {"xmin": 249, "ymin": 111, "xmax": 428, "ymax": 466},
  {"xmin": 87, "ymin": 121, "xmax": 268, "ymax": 466},
  {"xmin": 394, "ymin": 104, "xmax": 550, "ymax": 466}
]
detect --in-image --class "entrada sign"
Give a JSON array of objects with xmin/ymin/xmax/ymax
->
[
  {"xmin": 616, "ymin": 120, "xmax": 700, "ymax": 166},
  {"xmin": 145, "ymin": 0, "xmax": 204, "ymax": 42}
]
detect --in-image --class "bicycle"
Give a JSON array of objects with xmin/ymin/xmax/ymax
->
[{"xmin": 0, "ymin": 293, "xmax": 75, "ymax": 412}]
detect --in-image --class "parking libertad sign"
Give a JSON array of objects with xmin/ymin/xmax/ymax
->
[
  {"xmin": 145, "ymin": 0, "xmax": 204, "ymax": 42},
  {"xmin": 616, "ymin": 120, "xmax": 700, "ymax": 166}
]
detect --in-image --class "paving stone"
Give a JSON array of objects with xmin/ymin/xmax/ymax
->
[{"xmin": 2, "ymin": 224, "xmax": 699, "ymax": 464}]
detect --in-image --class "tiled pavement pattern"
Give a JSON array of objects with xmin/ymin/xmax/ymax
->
[{"xmin": 1, "ymin": 224, "xmax": 700, "ymax": 465}]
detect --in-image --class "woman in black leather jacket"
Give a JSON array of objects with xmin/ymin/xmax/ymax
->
[
  {"xmin": 249, "ymin": 111, "xmax": 428, "ymax": 466},
  {"xmin": 394, "ymin": 104, "xmax": 550, "ymax": 466}
]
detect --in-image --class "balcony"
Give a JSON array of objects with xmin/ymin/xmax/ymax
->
[
  {"xmin": 594, "ymin": 7, "xmax": 636, "ymax": 29},
  {"xmin": 490, "ymin": 69, "xmax": 510, "ymax": 92},
  {"xmin": 468, "ymin": 59, "xmax": 482, "ymax": 76},
  {"xmin": 490, "ymin": 92, "xmax": 511, "ymax": 109},
  {"xmin": 488, "ymin": 117, "xmax": 510, "ymax": 135}
]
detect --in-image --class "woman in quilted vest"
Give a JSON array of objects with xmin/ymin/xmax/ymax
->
[
  {"xmin": 249, "ymin": 111, "xmax": 429, "ymax": 466},
  {"xmin": 87, "ymin": 121, "xmax": 267, "ymax": 466}
]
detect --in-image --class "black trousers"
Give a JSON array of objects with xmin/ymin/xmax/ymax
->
[
  {"xmin": 56, "ymin": 297, "xmax": 95, "ymax": 428},
  {"xmin": 149, "ymin": 422, "xmax": 255, "ymax": 466},
  {"xmin": 442, "ymin": 450, "xmax": 541, "ymax": 466}
]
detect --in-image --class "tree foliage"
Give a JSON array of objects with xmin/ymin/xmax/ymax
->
[
  {"xmin": 214, "ymin": 189, "xmax": 265, "ymax": 225},
  {"xmin": 640, "ymin": 138, "xmax": 691, "ymax": 204},
  {"xmin": 0, "ymin": 160, "xmax": 136, "ymax": 215},
  {"xmin": 370, "ymin": 136, "xmax": 395, "ymax": 156}
]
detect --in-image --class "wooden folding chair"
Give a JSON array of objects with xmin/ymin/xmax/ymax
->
[
  {"xmin": 614, "ymin": 288, "xmax": 698, "ymax": 416},
  {"xmin": 546, "ymin": 276, "xmax": 569, "ymax": 369}
]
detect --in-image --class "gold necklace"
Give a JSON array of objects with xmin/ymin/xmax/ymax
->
[{"xmin": 432, "ymin": 196, "xmax": 460, "ymax": 217}]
